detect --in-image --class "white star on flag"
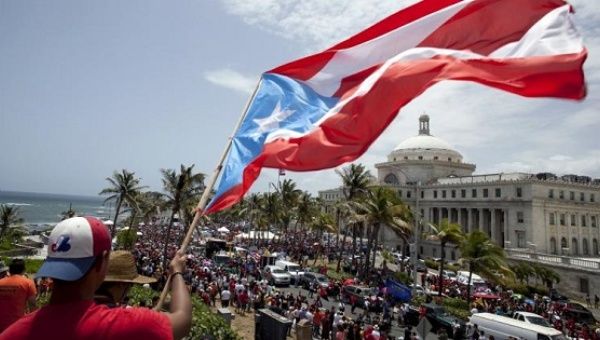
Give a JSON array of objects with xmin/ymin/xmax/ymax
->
[{"xmin": 252, "ymin": 101, "xmax": 295, "ymax": 135}]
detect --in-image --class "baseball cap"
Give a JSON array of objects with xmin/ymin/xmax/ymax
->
[{"xmin": 36, "ymin": 216, "xmax": 111, "ymax": 281}]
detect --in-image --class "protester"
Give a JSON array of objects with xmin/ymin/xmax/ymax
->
[
  {"xmin": 94, "ymin": 251, "xmax": 156, "ymax": 307},
  {"xmin": 0, "ymin": 217, "xmax": 191, "ymax": 340},
  {"xmin": 0, "ymin": 259, "xmax": 37, "ymax": 333}
]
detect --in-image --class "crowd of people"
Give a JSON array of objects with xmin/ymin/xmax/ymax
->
[{"xmin": 1, "ymin": 216, "xmax": 600, "ymax": 339}]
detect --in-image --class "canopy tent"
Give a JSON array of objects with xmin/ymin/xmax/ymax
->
[
  {"xmin": 217, "ymin": 226, "xmax": 230, "ymax": 233},
  {"xmin": 234, "ymin": 231, "xmax": 279, "ymax": 241}
]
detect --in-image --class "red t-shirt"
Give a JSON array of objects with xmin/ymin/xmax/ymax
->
[
  {"xmin": 0, "ymin": 300, "xmax": 172, "ymax": 340},
  {"xmin": 0, "ymin": 275, "xmax": 37, "ymax": 332}
]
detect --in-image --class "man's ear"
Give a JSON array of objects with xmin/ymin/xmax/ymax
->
[{"xmin": 95, "ymin": 250, "xmax": 110, "ymax": 272}]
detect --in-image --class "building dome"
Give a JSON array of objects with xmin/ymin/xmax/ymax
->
[
  {"xmin": 393, "ymin": 134, "xmax": 457, "ymax": 152},
  {"xmin": 388, "ymin": 114, "xmax": 463, "ymax": 163}
]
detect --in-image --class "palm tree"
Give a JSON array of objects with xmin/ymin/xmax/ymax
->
[
  {"xmin": 0, "ymin": 205, "xmax": 26, "ymax": 246},
  {"xmin": 161, "ymin": 164, "xmax": 202, "ymax": 270},
  {"xmin": 275, "ymin": 179, "xmax": 301, "ymax": 236},
  {"xmin": 351, "ymin": 187, "xmax": 411, "ymax": 281},
  {"xmin": 427, "ymin": 219, "xmax": 465, "ymax": 296},
  {"xmin": 460, "ymin": 230, "xmax": 513, "ymax": 304},
  {"xmin": 531, "ymin": 263, "xmax": 560, "ymax": 288},
  {"xmin": 60, "ymin": 203, "xmax": 77, "ymax": 220},
  {"xmin": 99, "ymin": 169, "xmax": 145, "ymax": 238},
  {"xmin": 336, "ymin": 163, "xmax": 371, "ymax": 269},
  {"xmin": 310, "ymin": 212, "xmax": 336, "ymax": 265},
  {"xmin": 262, "ymin": 192, "xmax": 281, "ymax": 236}
]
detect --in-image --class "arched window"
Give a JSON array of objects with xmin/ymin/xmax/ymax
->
[
  {"xmin": 593, "ymin": 239, "xmax": 599, "ymax": 256},
  {"xmin": 560, "ymin": 237, "xmax": 567, "ymax": 254},
  {"xmin": 550, "ymin": 237, "xmax": 557, "ymax": 255},
  {"xmin": 384, "ymin": 173, "xmax": 399, "ymax": 185},
  {"xmin": 583, "ymin": 239, "xmax": 589, "ymax": 255},
  {"xmin": 572, "ymin": 238, "xmax": 579, "ymax": 255}
]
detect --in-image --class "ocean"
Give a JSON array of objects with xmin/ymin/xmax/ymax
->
[{"xmin": 0, "ymin": 191, "xmax": 109, "ymax": 230}]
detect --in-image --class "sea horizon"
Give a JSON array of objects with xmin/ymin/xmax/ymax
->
[{"xmin": 0, "ymin": 190, "xmax": 110, "ymax": 228}]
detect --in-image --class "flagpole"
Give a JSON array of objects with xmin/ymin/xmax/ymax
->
[{"xmin": 156, "ymin": 78, "xmax": 262, "ymax": 309}]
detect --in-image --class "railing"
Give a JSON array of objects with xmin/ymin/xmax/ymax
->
[{"xmin": 506, "ymin": 248, "xmax": 600, "ymax": 271}]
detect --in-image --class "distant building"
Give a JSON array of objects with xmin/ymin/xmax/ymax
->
[{"xmin": 320, "ymin": 115, "xmax": 600, "ymax": 259}]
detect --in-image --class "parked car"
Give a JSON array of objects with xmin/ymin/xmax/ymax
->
[
  {"xmin": 512, "ymin": 311, "xmax": 552, "ymax": 328},
  {"xmin": 442, "ymin": 270, "xmax": 457, "ymax": 282},
  {"xmin": 423, "ymin": 303, "xmax": 467, "ymax": 338},
  {"xmin": 300, "ymin": 272, "xmax": 329, "ymax": 290},
  {"xmin": 262, "ymin": 265, "xmax": 291, "ymax": 286},
  {"xmin": 341, "ymin": 285, "xmax": 378, "ymax": 307}
]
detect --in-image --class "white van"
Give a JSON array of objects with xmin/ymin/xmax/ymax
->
[
  {"xmin": 456, "ymin": 271, "xmax": 485, "ymax": 285},
  {"xmin": 469, "ymin": 313, "xmax": 566, "ymax": 340},
  {"xmin": 275, "ymin": 260, "xmax": 304, "ymax": 283}
]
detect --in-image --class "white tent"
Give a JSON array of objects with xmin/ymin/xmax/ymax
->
[
  {"xmin": 103, "ymin": 220, "xmax": 114, "ymax": 226},
  {"xmin": 217, "ymin": 226, "xmax": 230, "ymax": 233},
  {"xmin": 234, "ymin": 231, "xmax": 278, "ymax": 240}
]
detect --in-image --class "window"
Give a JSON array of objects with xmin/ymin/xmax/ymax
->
[
  {"xmin": 404, "ymin": 156, "xmax": 408, "ymax": 160},
  {"xmin": 570, "ymin": 191, "xmax": 575, "ymax": 200},
  {"xmin": 594, "ymin": 239, "xmax": 599, "ymax": 255},
  {"xmin": 516, "ymin": 187, "xmax": 522, "ymax": 198},
  {"xmin": 559, "ymin": 190, "xmax": 564, "ymax": 199},
  {"xmin": 549, "ymin": 189, "xmax": 554, "ymax": 198},
  {"xmin": 516, "ymin": 231, "xmax": 526, "ymax": 248},
  {"xmin": 407, "ymin": 191, "xmax": 412, "ymax": 198},
  {"xmin": 418, "ymin": 156, "xmax": 423, "ymax": 160},
  {"xmin": 421, "ymin": 190, "xmax": 424, "ymax": 199},
  {"xmin": 442, "ymin": 190, "xmax": 447, "ymax": 198},
  {"xmin": 549, "ymin": 213, "xmax": 555, "ymax": 225},
  {"xmin": 592, "ymin": 194, "xmax": 595, "ymax": 203},
  {"xmin": 495, "ymin": 188, "xmax": 501, "ymax": 198},
  {"xmin": 517, "ymin": 212, "xmax": 524, "ymax": 223},
  {"xmin": 398, "ymin": 190, "xmax": 403, "ymax": 197},
  {"xmin": 560, "ymin": 214, "xmax": 566, "ymax": 226},
  {"xmin": 433, "ymin": 248, "xmax": 437, "ymax": 257},
  {"xmin": 451, "ymin": 190, "xmax": 456, "ymax": 198},
  {"xmin": 580, "ymin": 278, "xmax": 589, "ymax": 294},
  {"xmin": 483, "ymin": 188, "xmax": 489, "ymax": 198},
  {"xmin": 434, "ymin": 156, "xmax": 438, "ymax": 160},
  {"xmin": 550, "ymin": 237, "xmax": 557, "ymax": 254},
  {"xmin": 581, "ymin": 215, "xmax": 587, "ymax": 227},
  {"xmin": 580, "ymin": 192, "xmax": 585, "ymax": 202},
  {"xmin": 561, "ymin": 237, "xmax": 568, "ymax": 250},
  {"xmin": 434, "ymin": 190, "xmax": 438, "ymax": 199},
  {"xmin": 571, "ymin": 214, "xmax": 577, "ymax": 226},
  {"xmin": 451, "ymin": 251, "xmax": 456, "ymax": 261},
  {"xmin": 472, "ymin": 189, "xmax": 477, "ymax": 198},
  {"xmin": 461, "ymin": 189, "xmax": 466, "ymax": 198},
  {"xmin": 448, "ymin": 157, "xmax": 452, "ymax": 162},
  {"xmin": 592, "ymin": 216, "xmax": 597, "ymax": 228},
  {"xmin": 583, "ymin": 239, "xmax": 589, "ymax": 255},
  {"xmin": 420, "ymin": 246, "xmax": 423, "ymax": 255}
]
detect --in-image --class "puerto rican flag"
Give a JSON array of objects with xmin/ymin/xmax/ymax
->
[{"xmin": 206, "ymin": 0, "xmax": 587, "ymax": 214}]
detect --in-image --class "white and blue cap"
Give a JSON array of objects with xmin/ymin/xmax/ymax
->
[{"xmin": 36, "ymin": 217, "xmax": 111, "ymax": 281}]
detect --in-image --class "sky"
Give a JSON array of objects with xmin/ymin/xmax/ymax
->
[{"xmin": 0, "ymin": 0, "xmax": 599, "ymax": 198}]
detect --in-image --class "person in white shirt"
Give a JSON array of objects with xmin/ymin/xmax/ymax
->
[{"xmin": 221, "ymin": 288, "xmax": 231, "ymax": 307}]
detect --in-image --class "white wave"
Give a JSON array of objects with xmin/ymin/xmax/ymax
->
[{"xmin": 2, "ymin": 202, "xmax": 33, "ymax": 206}]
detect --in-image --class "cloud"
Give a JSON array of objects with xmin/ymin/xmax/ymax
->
[
  {"xmin": 204, "ymin": 68, "xmax": 256, "ymax": 94},
  {"xmin": 220, "ymin": 0, "xmax": 419, "ymax": 50},
  {"xmin": 221, "ymin": 0, "xmax": 600, "ymax": 194}
]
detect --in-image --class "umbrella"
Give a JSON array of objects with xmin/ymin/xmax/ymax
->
[
  {"xmin": 473, "ymin": 292, "xmax": 500, "ymax": 300},
  {"xmin": 217, "ymin": 226, "xmax": 230, "ymax": 233}
]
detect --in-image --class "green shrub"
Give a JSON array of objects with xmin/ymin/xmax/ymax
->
[
  {"xmin": 116, "ymin": 229, "xmax": 137, "ymax": 250},
  {"xmin": 189, "ymin": 297, "xmax": 241, "ymax": 340},
  {"xmin": 128, "ymin": 284, "xmax": 158, "ymax": 307},
  {"xmin": 445, "ymin": 306, "xmax": 471, "ymax": 320},
  {"xmin": 0, "ymin": 257, "xmax": 44, "ymax": 275},
  {"xmin": 394, "ymin": 271, "xmax": 413, "ymax": 285},
  {"xmin": 424, "ymin": 258, "xmax": 438, "ymax": 269},
  {"xmin": 446, "ymin": 263, "xmax": 461, "ymax": 272},
  {"xmin": 443, "ymin": 297, "xmax": 469, "ymax": 310}
]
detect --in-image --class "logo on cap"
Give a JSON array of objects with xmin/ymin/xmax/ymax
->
[{"xmin": 51, "ymin": 235, "xmax": 72, "ymax": 252}]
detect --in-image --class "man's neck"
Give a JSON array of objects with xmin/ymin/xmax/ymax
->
[{"xmin": 49, "ymin": 282, "xmax": 95, "ymax": 305}]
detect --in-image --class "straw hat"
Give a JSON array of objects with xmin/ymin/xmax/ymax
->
[{"xmin": 104, "ymin": 251, "xmax": 156, "ymax": 284}]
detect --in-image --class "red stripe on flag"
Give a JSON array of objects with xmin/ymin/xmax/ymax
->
[
  {"xmin": 269, "ymin": 0, "xmax": 462, "ymax": 81},
  {"xmin": 417, "ymin": 0, "xmax": 567, "ymax": 55}
]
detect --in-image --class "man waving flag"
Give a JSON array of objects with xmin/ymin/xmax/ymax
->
[{"xmin": 205, "ymin": 0, "xmax": 587, "ymax": 214}]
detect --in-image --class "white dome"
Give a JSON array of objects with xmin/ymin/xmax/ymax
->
[{"xmin": 393, "ymin": 135, "xmax": 456, "ymax": 152}]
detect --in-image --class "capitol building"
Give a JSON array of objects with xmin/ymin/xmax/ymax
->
[{"xmin": 319, "ymin": 115, "xmax": 600, "ymax": 295}]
